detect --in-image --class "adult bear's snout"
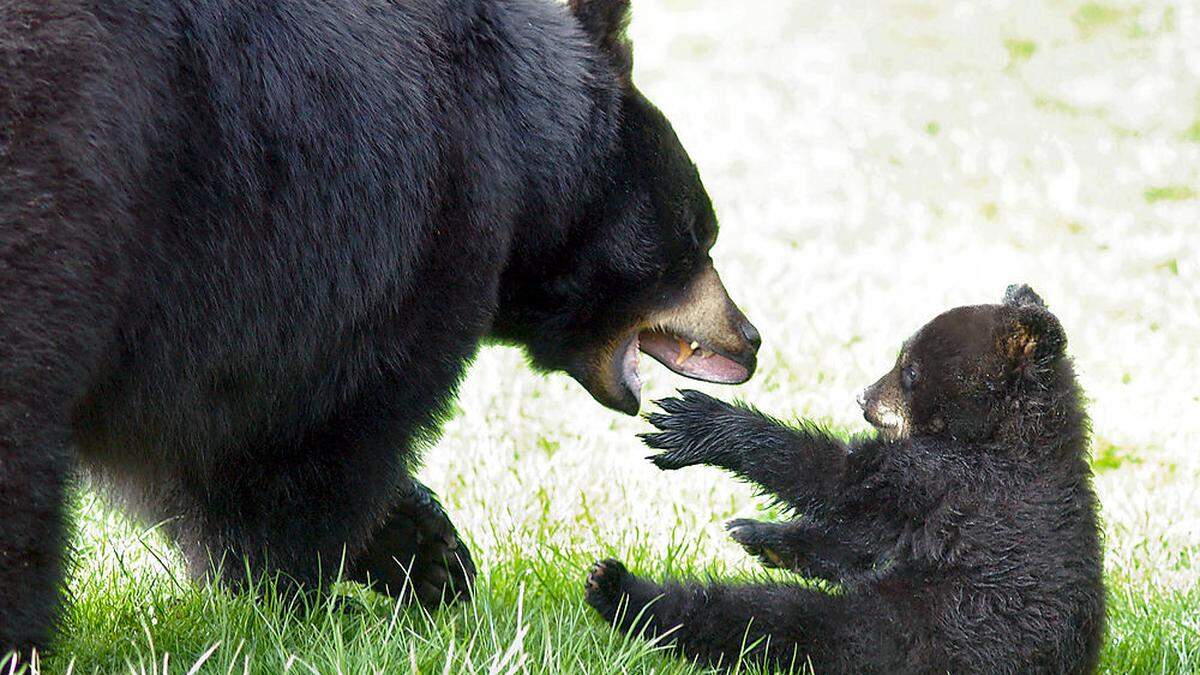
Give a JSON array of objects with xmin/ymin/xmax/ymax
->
[{"xmin": 636, "ymin": 263, "xmax": 760, "ymax": 386}]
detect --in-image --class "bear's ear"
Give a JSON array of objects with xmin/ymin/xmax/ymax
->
[
  {"xmin": 1003, "ymin": 283, "xmax": 1046, "ymax": 309},
  {"xmin": 1004, "ymin": 306, "xmax": 1067, "ymax": 369},
  {"xmin": 569, "ymin": 0, "xmax": 634, "ymax": 84}
]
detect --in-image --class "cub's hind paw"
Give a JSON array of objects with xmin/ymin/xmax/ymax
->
[{"xmin": 585, "ymin": 558, "xmax": 629, "ymax": 622}]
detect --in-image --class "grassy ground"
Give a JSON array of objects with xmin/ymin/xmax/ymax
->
[{"xmin": 36, "ymin": 0, "xmax": 1200, "ymax": 672}]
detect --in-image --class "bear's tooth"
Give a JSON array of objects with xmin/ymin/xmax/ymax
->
[{"xmin": 675, "ymin": 336, "xmax": 694, "ymax": 365}]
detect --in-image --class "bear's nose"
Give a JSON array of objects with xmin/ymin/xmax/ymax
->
[
  {"xmin": 739, "ymin": 320, "xmax": 761, "ymax": 351},
  {"xmin": 856, "ymin": 389, "xmax": 868, "ymax": 410}
]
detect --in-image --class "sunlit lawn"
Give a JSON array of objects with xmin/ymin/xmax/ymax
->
[{"xmin": 41, "ymin": 0, "xmax": 1199, "ymax": 672}]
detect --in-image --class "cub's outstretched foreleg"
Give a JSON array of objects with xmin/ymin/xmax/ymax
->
[{"xmin": 642, "ymin": 391, "xmax": 848, "ymax": 516}]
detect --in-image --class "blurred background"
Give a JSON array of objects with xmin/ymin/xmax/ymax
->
[{"xmin": 66, "ymin": 1, "xmax": 1199, "ymax": 671}]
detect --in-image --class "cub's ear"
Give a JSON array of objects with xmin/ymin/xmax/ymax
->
[
  {"xmin": 1003, "ymin": 283, "xmax": 1047, "ymax": 309},
  {"xmin": 569, "ymin": 0, "xmax": 633, "ymax": 83},
  {"xmin": 1005, "ymin": 306, "xmax": 1067, "ymax": 369}
]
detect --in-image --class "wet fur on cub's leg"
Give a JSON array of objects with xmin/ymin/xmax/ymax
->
[{"xmin": 585, "ymin": 558, "xmax": 901, "ymax": 672}]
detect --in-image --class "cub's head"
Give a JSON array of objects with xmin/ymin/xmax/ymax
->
[
  {"xmin": 491, "ymin": 0, "xmax": 760, "ymax": 415},
  {"xmin": 858, "ymin": 285, "xmax": 1068, "ymax": 441}
]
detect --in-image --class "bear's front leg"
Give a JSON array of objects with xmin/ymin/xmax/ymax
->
[{"xmin": 349, "ymin": 479, "xmax": 476, "ymax": 607}]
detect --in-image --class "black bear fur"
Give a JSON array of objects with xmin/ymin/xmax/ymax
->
[{"xmin": 0, "ymin": 0, "xmax": 758, "ymax": 658}]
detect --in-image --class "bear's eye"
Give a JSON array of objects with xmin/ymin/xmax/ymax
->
[{"xmin": 901, "ymin": 365, "xmax": 919, "ymax": 391}]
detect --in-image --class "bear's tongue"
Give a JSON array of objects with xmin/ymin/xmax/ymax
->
[{"xmin": 636, "ymin": 330, "xmax": 750, "ymax": 384}]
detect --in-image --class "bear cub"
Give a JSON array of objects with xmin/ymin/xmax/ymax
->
[{"xmin": 585, "ymin": 285, "xmax": 1105, "ymax": 674}]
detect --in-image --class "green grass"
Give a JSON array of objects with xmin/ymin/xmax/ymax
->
[
  {"xmin": 1072, "ymin": 3, "xmax": 1132, "ymax": 38},
  {"xmin": 1185, "ymin": 120, "xmax": 1200, "ymax": 143},
  {"xmin": 54, "ymin": 544, "xmax": 713, "ymax": 673},
  {"xmin": 1103, "ymin": 583, "xmax": 1200, "ymax": 672},
  {"xmin": 1092, "ymin": 439, "xmax": 1143, "ymax": 473},
  {"xmin": 1143, "ymin": 185, "xmax": 1197, "ymax": 203},
  {"xmin": 49, "ymin": 493, "xmax": 815, "ymax": 674},
  {"xmin": 1004, "ymin": 38, "xmax": 1038, "ymax": 68},
  {"xmin": 27, "ymin": 0, "xmax": 1200, "ymax": 672}
]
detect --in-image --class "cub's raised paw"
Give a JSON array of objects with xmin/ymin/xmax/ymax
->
[
  {"xmin": 585, "ymin": 558, "xmax": 629, "ymax": 622},
  {"xmin": 640, "ymin": 390, "xmax": 737, "ymax": 470}
]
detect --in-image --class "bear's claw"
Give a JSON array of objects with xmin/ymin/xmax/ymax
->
[{"xmin": 349, "ymin": 479, "xmax": 476, "ymax": 608}]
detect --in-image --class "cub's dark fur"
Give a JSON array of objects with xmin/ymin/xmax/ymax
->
[
  {"xmin": 0, "ymin": 0, "xmax": 760, "ymax": 658},
  {"xmin": 586, "ymin": 286, "xmax": 1105, "ymax": 674}
]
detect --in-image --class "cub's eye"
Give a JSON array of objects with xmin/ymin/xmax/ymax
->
[{"xmin": 900, "ymin": 365, "xmax": 919, "ymax": 391}]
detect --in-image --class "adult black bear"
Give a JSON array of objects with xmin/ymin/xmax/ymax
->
[
  {"xmin": 0, "ymin": 0, "xmax": 760, "ymax": 658},
  {"xmin": 586, "ymin": 286, "xmax": 1105, "ymax": 674}
]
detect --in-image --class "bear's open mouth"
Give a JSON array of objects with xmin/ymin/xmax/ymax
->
[
  {"xmin": 639, "ymin": 330, "xmax": 753, "ymax": 383},
  {"xmin": 616, "ymin": 330, "xmax": 753, "ymax": 400}
]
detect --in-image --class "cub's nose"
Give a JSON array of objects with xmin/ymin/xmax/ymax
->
[
  {"xmin": 856, "ymin": 388, "xmax": 868, "ymax": 410},
  {"xmin": 739, "ymin": 320, "xmax": 761, "ymax": 352}
]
